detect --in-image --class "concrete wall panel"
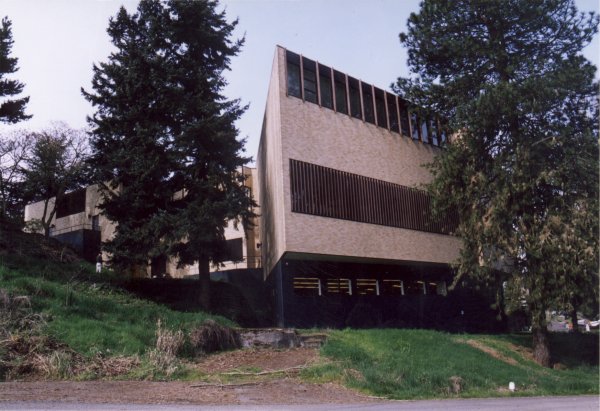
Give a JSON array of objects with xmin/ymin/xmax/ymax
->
[{"xmin": 262, "ymin": 46, "xmax": 462, "ymax": 269}]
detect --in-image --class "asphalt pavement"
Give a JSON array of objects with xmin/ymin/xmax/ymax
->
[{"xmin": 1, "ymin": 395, "xmax": 598, "ymax": 411}]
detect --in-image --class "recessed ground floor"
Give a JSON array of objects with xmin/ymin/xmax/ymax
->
[{"xmin": 266, "ymin": 253, "xmax": 501, "ymax": 331}]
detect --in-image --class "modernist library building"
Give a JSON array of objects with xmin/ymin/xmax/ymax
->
[{"xmin": 258, "ymin": 46, "xmax": 497, "ymax": 329}]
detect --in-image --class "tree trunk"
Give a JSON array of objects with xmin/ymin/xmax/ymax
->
[
  {"xmin": 41, "ymin": 198, "xmax": 53, "ymax": 237},
  {"xmin": 198, "ymin": 256, "xmax": 211, "ymax": 310},
  {"xmin": 570, "ymin": 303, "xmax": 579, "ymax": 334},
  {"xmin": 531, "ymin": 308, "xmax": 551, "ymax": 367},
  {"xmin": 496, "ymin": 282, "xmax": 508, "ymax": 332}
]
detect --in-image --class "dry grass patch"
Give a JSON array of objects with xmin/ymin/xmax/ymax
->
[{"xmin": 463, "ymin": 339, "xmax": 520, "ymax": 366}]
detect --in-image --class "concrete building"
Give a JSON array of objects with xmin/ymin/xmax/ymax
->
[
  {"xmin": 23, "ymin": 167, "xmax": 260, "ymax": 278},
  {"xmin": 24, "ymin": 185, "xmax": 111, "ymax": 263},
  {"xmin": 257, "ymin": 46, "xmax": 474, "ymax": 328},
  {"xmin": 24, "ymin": 46, "xmax": 499, "ymax": 330}
]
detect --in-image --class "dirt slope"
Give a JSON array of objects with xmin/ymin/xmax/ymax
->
[{"xmin": 0, "ymin": 348, "xmax": 378, "ymax": 406}]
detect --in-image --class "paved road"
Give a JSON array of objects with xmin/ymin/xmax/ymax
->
[{"xmin": 1, "ymin": 395, "xmax": 598, "ymax": 411}]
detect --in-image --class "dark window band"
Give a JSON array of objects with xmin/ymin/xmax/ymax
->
[
  {"xmin": 56, "ymin": 188, "xmax": 86, "ymax": 218},
  {"xmin": 284, "ymin": 48, "xmax": 446, "ymax": 146},
  {"xmin": 290, "ymin": 159, "xmax": 457, "ymax": 235}
]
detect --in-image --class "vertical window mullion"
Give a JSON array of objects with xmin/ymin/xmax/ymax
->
[
  {"xmin": 345, "ymin": 74, "xmax": 351, "ymax": 118},
  {"xmin": 393, "ymin": 183, "xmax": 401, "ymax": 228},
  {"xmin": 372, "ymin": 179, "xmax": 380, "ymax": 225},
  {"xmin": 309, "ymin": 163, "xmax": 317, "ymax": 215},
  {"xmin": 358, "ymin": 80, "xmax": 365, "ymax": 122},
  {"xmin": 299, "ymin": 161, "xmax": 307, "ymax": 213},
  {"xmin": 383, "ymin": 181, "xmax": 392, "ymax": 226},
  {"xmin": 408, "ymin": 188, "xmax": 417, "ymax": 230},
  {"xmin": 290, "ymin": 159, "xmax": 296, "ymax": 211},
  {"xmin": 299, "ymin": 54, "xmax": 305, "ymax": 101},
  {"xmin": 301, "ymin": 161, "xmax": 309, "ymax": 214},
  {"xmin": 383, "ymin": 90, "xmax": 390, "ymax": 130},
  {"xmin": 353, "ymin": 174, "xmax": 361, "ymax": 222},
  {"xmin": 418, "ymin": 190, "xmax": 426, "ymax": 231},
  {"xmin": 326, "ymin": 166, "xmax": 334, "ymax": 217},
  {"xmin": 366, "ymin": 176, "xmax": 374, "ymax": 224},
  {"xmin": 371, "ymin": 84, "xmax": 376, "ymax": 125},
  {"xmin": 396, "ymin": 95, "xmax": 402, "ymax": 135},
  {"xmin": 331, "ymin": 67, "xmax": 336, "ymax": 112},
  {"xmin": 334, "ymin": 169, "xmax": 342, "ymax": 219},
  {"xmin": 315, "ymin": 61, "xmax": 321, "ymax": 107},
  {"xmin": 318, "ymin": 165, "xmax": 326, "ymax": 216},
  {"xmin": 381, "ymin": 181, "xmax": 388, "ymax": 226}
]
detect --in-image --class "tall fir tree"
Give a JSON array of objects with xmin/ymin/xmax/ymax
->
[
  {"xmin": 0, "ymin": 17, "xmax": 30, "ymax": 124},
  {"xmin": 159, "ymin": 0, "xmax": 254, "ymax": 308},
  {"xmin": 82, "ymin": 0, "xmax": 254, "ymax": 297},
  {"xmin": 397, "ymin": 0, "xmax": 598, "ymax": 366},
  {"xmin": 82, "ymin": 1, "xmax": 180, "ymax": 272}
]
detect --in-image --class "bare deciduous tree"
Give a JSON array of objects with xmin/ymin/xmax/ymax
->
[
  {"xmin": 0, "ymin": 130, "xmax": 33, "ymax": 224},
  {"xmin": 23, "ymin": 123, "xmax": 90, "ymax": 237}
]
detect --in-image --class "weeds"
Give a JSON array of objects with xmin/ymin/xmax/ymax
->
[
  {"xmin": 0, "ymin": 288, "xmax": 44, "ymax": 337},
  {"xmin": 147, "ymin": 319, "xmax": 185, "ymax": 377},
  {"xmin": 0, "ymin": 252, "xmax": 233, "ymax": 381},
  {"xmin": 36, "ymin": 350, "xmax": 76, "ymax": 379}
]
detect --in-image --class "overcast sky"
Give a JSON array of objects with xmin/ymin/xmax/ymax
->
[{"xmin": 1, "ymin": 0, "xmax": 598, "ymax": 164}]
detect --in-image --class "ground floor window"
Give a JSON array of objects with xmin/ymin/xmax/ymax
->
[
  {"xmin": 292, "ymin": 275, "xmax": 447, "ymax": 298},
  {"xmin": 381, "ymin": 279, "xmax": 404, "ymax": 295},
  {"xmin": 325, "ymin": 278, "xmax": 352, "ymax": 295},
  {"xmin": 293, "ymin": 277, "xmax": 322, "ymax": 296},
  {"xmin": 356, "ymin": 278, "xmax": 379, "ymax": 295}
]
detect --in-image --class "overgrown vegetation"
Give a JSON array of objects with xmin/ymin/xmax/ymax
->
[
  {"xmin": 0, "ymin": 249, "xmax": 237, "ymax": 381},
  {"xmin": 304, "ymin": 329, "xmax": 598, "ymax": 399},
  {"xmin": 1, "ymin": 233, "xmax": 597, "ymax": 400}
]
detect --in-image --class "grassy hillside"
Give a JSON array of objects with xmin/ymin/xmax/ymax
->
[
  {"xmin": 305, "ymin": 329, "xmax": 599, "ymax": 399},
  {"xmin": 1, "ymin": 231, "xmax": 597, "ymax": 399},
  {"xmin": 0, "ymin": 230, "xmax": 240, "ymax": 382},
  {"xmin": 0, "ymin": 254, "xmax": 232, "ymax": 357}
]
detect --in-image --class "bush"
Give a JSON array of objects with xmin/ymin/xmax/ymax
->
[{"xmin": 189, "ymin": 319, "xmax": 241, "ymax": 355}]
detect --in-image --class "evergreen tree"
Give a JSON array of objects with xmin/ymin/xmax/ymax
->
[
  {"xmin": 159, "ymin": 0, "xmax": 254, "ymax": 308},
  {"xmin": 0, "ymin": 17, "xmax": 30, "ymax": 124},
  {"xmin": 82, "ymin": 1, "xmax": 180, "ymax": 272},
  {"xmin": 83, "ymin": 0, "xmax": 254, "ymax": 297},
  {"xmin": 397, "ymin": 0, "xmax": 598, "ymax": 366}
]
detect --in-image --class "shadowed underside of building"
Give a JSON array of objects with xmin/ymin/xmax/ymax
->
[{"xmin": 257, "ymin": 46, "xmax": 498, "ymax": 329}]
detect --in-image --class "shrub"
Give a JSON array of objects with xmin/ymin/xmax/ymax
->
[{"xmin": 189, "ymin": 319, "xmax": 241, "ymax": 355}]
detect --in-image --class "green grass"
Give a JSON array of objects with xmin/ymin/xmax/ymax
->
[
  {"xmin": 0, "ymin": 254, "xmax": 234, "ymax": 357},
  {"xmin": 304, "ymin": 328, "xmax": 599, "ymax": 399},
  {"xmin": 2, "ymin": 249, "xmax": 598, "ymax": 395}
]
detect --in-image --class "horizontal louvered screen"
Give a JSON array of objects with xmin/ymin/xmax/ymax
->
[{"xmin": 289, "ymin": 159, "xmax": 457, "ymax": 235}]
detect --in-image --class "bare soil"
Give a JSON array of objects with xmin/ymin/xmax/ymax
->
[
  {"xmin": 0, "ymin": 348, "xmax": 379, "ymax": 406},
  {"xmin": 463, "ymin": 339, "xmax": 534, "ymax": 366}
]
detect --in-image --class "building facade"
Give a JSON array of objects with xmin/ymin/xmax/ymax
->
[
  {"xmin": 24, "ymin": 185, "xmax": 110, "ymax": 263},
  {"xmin": 23, "ymin": 167, "xmax": 261, "ymax": 277},
  {"xmin": 23, "ymin": 46, "xmax": 499, "ymax": 330},
  {"xmin": 256, "ymin": 46, "xmax": 492, "ymax": 328}
]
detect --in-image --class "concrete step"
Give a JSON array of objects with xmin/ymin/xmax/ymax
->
[
  {"xmin": 299, "ymin": 333, "xmax": 328, "ymax": 348},
  {"xmin": 238, "ymin": 328, "xmax": 328, "ymax": 349}
]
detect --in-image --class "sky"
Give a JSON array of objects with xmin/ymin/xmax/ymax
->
[{"xmin": 0, "ymin": 0, "xmax": 598, "ymax": 165}]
